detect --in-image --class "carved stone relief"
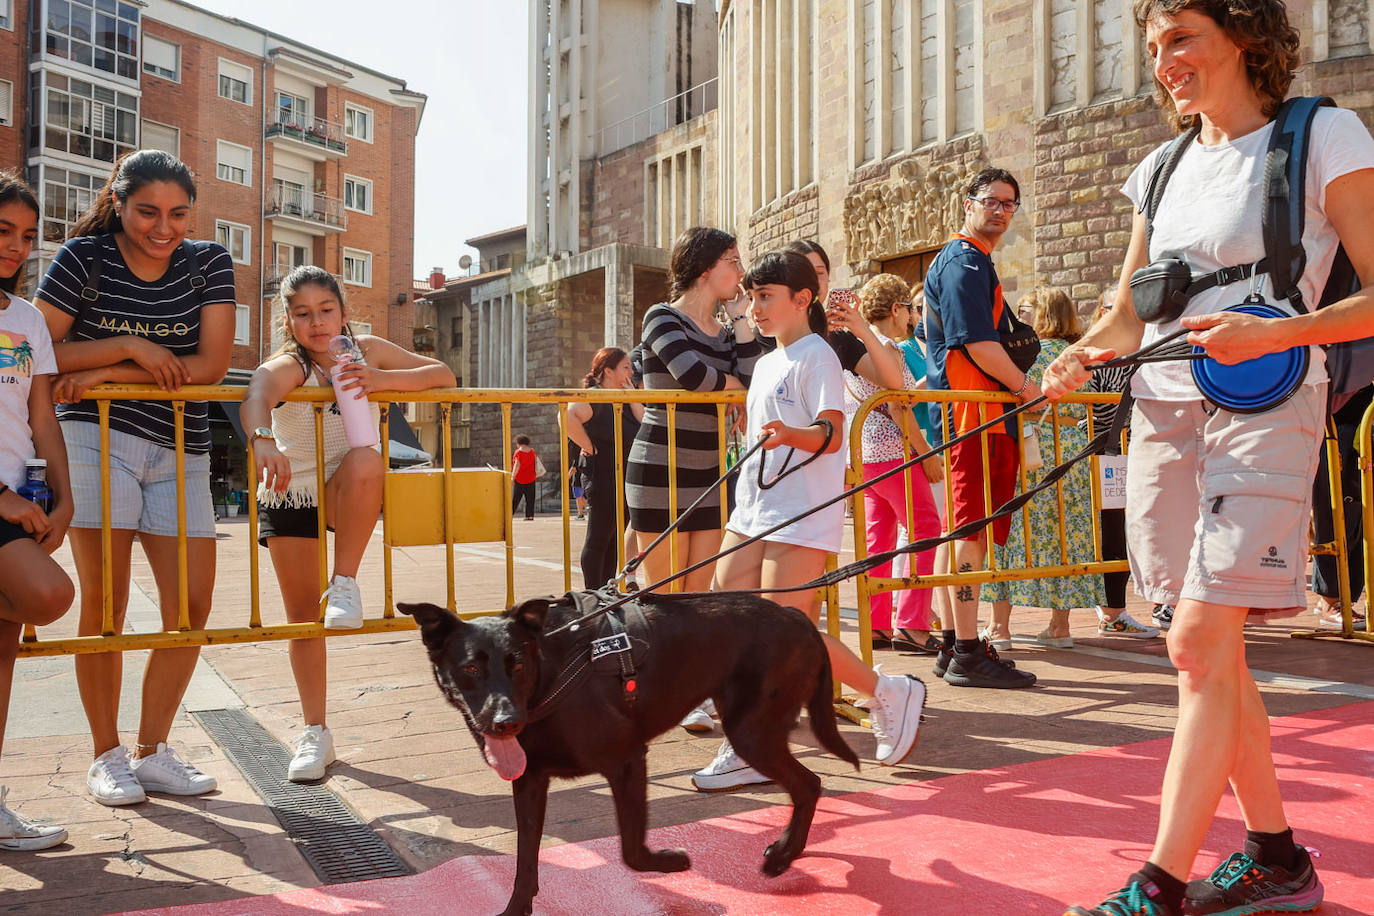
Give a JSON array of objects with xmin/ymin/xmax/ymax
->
[{"xmin": 843, "ymin": 158, "xmax": 971, "ymax": 267}]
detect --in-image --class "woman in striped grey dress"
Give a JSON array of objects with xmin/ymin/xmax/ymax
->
[{"xmin": 627, "ymin": 227, "xmax": 762, "ymax": 594}]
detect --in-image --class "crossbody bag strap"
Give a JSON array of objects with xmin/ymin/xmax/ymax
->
[
  {"xmin": 79, "ymin": 238, "xmax": 105, "ymax": 303},
  {"xmin": 1142, "ymin": 123, "xmax": 1200, "ymax": 252}
]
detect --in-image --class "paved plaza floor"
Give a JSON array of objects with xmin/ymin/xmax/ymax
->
[{"xmin": 3, "ymin": 512, "xmax": 1372, "ymax": 914}]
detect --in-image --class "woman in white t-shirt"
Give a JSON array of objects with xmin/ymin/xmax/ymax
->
[
  {"xmin": 0, "ymin": 171, "xmax": 75, "ymax": 850},
  {"xmin": 1046, "ymin": 4, "xmax": 1374, "ymax": 915},
  {"xmin": 690, "ymin": 251, "xmax": 926, "ymax": 793}
]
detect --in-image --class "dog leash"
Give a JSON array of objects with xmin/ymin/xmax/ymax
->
[{"xmin": 546, "ymin": 332, "xmax": 1200, "ymax": 636}]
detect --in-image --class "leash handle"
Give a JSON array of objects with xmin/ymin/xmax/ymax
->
[{"xmin": 757, "ymin": 417, "xmax": 835, "ymax": 490}]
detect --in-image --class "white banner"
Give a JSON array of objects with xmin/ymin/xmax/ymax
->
[{"xmin": 1096, "ymin": 454, "xmax": 1128, "ymax": 510}]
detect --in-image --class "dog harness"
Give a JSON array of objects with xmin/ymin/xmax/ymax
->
[{"xmin": 526, "ymin": 589, "xmax": 652, "ymax": 723}]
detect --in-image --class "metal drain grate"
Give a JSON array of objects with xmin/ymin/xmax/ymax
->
[{"xmin": 194, "ymin": 708, "xmax": 413, "ymax": 884}]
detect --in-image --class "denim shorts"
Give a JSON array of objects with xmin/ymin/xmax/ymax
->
[{"xmin": 64, "ymin": 420, "xmax": 216, "ymax": 538}]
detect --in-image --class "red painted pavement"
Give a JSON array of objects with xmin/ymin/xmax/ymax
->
[{"xmin": 125, "ymin": 702, "xmax": 1374, "ymax": 915}]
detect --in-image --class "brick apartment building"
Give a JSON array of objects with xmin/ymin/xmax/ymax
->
[
  {"xmin": 0, "ymin": 0, "xmax": 428, "ymax": 499},
  {"xmin": 0, "ymin": 0, "xmax": 425, "ymax": 374}
]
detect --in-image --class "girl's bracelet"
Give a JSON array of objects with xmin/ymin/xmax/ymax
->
[{"xmin": 1013, "ymin": 374, "xmax": 1031, "ymax": 396}]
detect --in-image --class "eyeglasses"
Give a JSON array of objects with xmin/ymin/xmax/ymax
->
[
  {"xmin": 969, "ymin": 196, "xmax": 1021, "ymax": 214},
  {"xmin": 719, "ymin": 256, "xmax": 744, "ymax": 269},
  {"xmin": 893, "ymin": 301, "xmax": 913, "ymax": 311}
]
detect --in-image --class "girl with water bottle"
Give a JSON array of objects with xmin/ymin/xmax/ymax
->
[
  {"xmin": 0, "ymin": 171, "xmax": 75, "ymax": 850},
  {"xmin": 239, "ymin": 266, "xmax": 454, "ymax": 781}
]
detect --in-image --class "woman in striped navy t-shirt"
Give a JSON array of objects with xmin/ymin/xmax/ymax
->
[{"xmin": 35, "ymin": 150, "xmax": 236, "ymax": 808}]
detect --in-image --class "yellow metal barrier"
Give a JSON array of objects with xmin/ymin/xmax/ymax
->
[
  {"xmin": 845, "ymin": 388, "xmax": 1130, "ymax": 668},
  {"xmin": 20, "ymin": 382, "xmax": 1360, "ymax": 659}
]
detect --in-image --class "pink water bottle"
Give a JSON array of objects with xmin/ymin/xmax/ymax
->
[{"xmin": 328, "ymin": 335, "xmax": 378, "ymax": 448}]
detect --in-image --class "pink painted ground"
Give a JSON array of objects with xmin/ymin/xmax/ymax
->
[{"xmin": 124, "ymin": 702, "xmax": 1374, "ymax": 916}]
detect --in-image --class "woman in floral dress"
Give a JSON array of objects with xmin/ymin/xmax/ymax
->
[{"xmin": 981, "ymin": 287, "xmax": 1104, "ymax": 648}]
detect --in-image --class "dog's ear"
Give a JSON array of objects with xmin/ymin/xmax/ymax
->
[
  {"xmin": 507, "ymin": 597, "xmax": 554, "ymax": 633},
  {"xmin": 398, "ymin": 602, "xmax": 464, "ymax": 647}
]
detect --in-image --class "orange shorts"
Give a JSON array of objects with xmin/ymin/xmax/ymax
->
[{"xmin": 947, "ymin": 433, "xmax": 1018, "ymax": 545}]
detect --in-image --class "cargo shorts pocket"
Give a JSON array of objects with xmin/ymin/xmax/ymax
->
[{"xmin": 1194, "ymin": 470, "xmax": 1307, "ymax": 591}]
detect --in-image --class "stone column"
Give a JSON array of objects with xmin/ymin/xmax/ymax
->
[{"xmin": 604, "ymin": 247, "xmax": 636, "ymax": 351}]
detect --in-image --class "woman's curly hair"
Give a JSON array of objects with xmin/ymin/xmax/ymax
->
[
  {"xmin": 857, "ymin": 273, "xmax": 911, "ymax": 322},
  {"xmin": 1133, "ymin": 0, "xmax": 1300, "ymax": 133}
]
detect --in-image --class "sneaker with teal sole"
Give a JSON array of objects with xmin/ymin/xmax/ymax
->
[
  {"xmin": 1064, "ymin": 879, "xmax": 1178, "ymax": 916},
  {"xmin": 1183, "ymin": 849, "xmax": 1323, "ymax": 915}
]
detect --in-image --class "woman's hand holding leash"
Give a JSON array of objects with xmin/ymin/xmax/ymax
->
[{"xmin": 1181, "ymin": 310, "xmax": 1288, "ymax": 365}]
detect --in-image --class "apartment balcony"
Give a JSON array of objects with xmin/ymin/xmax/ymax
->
[
  {"xmin": 265, "ymin": 113, "xmax": 347, "ymax": 162},
  {"xmin": 266, "ymin": 182, "xmax": 347, "ymax": 236}
]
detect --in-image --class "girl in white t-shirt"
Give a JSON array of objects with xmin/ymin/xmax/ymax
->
[
  {"xmin": 691, "ymin": 250, "xmax": 926, "ymax": 792},
  {"xmin": 238, "ymin": 266, "xmax": 455, "ymax": 782},
  {"xmin": 0, "ymin": 171, "xmax": 75, "ymax": 850}
]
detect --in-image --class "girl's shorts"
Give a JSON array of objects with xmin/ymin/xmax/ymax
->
[
  {"xmin": 255, "ymin": 503, "xmax": 333, "ymax": 547},
  {"xmin": 64, "ymin": 421, "xmax": 215, "ymax": 538}
]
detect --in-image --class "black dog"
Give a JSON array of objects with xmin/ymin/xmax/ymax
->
[{"xmin": 400, "ymin": 592, "xmax": 859, "ymax": 916}]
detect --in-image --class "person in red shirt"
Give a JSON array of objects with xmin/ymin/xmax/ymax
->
[{"xmin": 511, "ymin": 435, "xmax": 538, "ymax": 520}]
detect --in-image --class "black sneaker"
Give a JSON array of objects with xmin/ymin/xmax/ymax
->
[
  {"xmin": 1183, "ymin": 848, "xmax": 1323, "ymax": 915},
  {"xmin": 933, "ymin": 639, "xmax": 1017, "ymax": 678},
  {"xmin": 1064, "ymin": 879, "xmax": 1179, "ymax": 916},
  {"xmin": 1152, "ymin": 604, "xmax": 1174, "ymax": 630},
  {"xmin": 943, "ymin": 645, "xmax": 1036, "ymax": 688}
]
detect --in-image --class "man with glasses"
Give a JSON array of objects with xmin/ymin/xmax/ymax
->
[{"xmin": 922, "ymin": 167, "xmax": 1039, "ymax": 689}]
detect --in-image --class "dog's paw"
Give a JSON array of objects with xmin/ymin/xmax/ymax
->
[{"xmin": 761, "ymin": 840, "xmax": 798, "ymax": 877}]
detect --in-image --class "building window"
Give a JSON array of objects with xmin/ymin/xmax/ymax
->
[
  {"xmin": 142, "ymin": 35, "xmax": 179, "ymax": 82},
  {"xmin": 645, "ymin": 143, "xmax": 704, "ymax": 248},
  {"xmin": 42, "ymin": 72, "xmax": 138, "ymax": 165},
  {"xmin": 1040, "ymin": 1, "xmax": 1141, "ymax": 115},
  {"xmin": 218, "ymin": 59, "xmax": 252, "ymax": 105},
  {"xmin": 141, "ymin": 119, "xmax": 178, "ymax": 156},
  {"xmin": 342, "ymin": 248, "xmax": 372, "ymax": 287},
  {"xmin": 216, "ymin": 140, "xmax": 252, "ymax": 186},
  {"xmin": 450, "ymin": 317, "xmax": 462, "ymax": 349},
  {"xmin": 215, "ymin": 220, "xmax": 251, "ymax": 265},
  {"xmin": 344, "ymin": 103, "xmax": 373, "ymax": 143},
  {"xmin": 351, "ymin": 320, "xmax": 372, "ymax": 336},
  {"xmin": 40, "ymin": 166, "xmax": 101, "ymax": 243},
  {"xmin": 1322, "ymin": 1, "xmax": 1373, "ymax": 59},
  {"xmin": 0, "ymin": 79, "xmax": 11, "ymax": 127},
  {"xmin": 476, "ymin": 296, "xmax": 527, "ymax": 387},
  {"xmin": 234, "ymin": 304, "xmax": 250, "ymax": 346},
  {"xmin": 749, "ymin": 0, "xmax": 814, "ymax": 208},
  {"xmin": 276, "ymin": 91, "xmax": 309, "ymax": 127},
  {"xmin": 343, "ymin": 175, "xmax": 372, "ymax": 214},
  {"xmin": 45, "ymin": 0, "xmax": 140, "ymax": 81},
  {"xmin": 0, "ymin": 0, "xmax": 10, "ymax": 30}
]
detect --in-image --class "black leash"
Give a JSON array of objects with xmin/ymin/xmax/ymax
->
[{"xmin": 546, "ymin": 330, "xmax": 1198, "ymax": 637}]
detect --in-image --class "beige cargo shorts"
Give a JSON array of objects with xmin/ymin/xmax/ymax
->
[{"xmin": 1125, "ymin": 383, "xmax": 1325, "ymax": 610}]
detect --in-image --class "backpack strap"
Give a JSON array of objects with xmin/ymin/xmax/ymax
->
[
  {"xmin": 1263, "ymin": 96, "xmax": 1334, "ymax": 314},
  {"xmin": 1142, "ymin": 122, "xmax": 1200, "ymax": 251},
  {"xmin": 78, "ymin": 238, "xmax": 207, "ymax": 303},
  {"xmin": 181, "ymin": 240, "xmax": 207, "ymax": 292},
  {"xmin": 79, "ymin": 239, "xmax": 104, "ymax": 302}
]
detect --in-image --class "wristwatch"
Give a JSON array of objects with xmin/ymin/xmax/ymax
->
[{"xmin": 250, "ymin": 427, "xmax": 275, "ymax": 444}]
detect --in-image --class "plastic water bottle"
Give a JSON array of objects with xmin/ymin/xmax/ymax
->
[
  {"xmin": 16, "ymin": 458, "xmax": 52, "ymax": 513},
  {"xmin": 327, "ymin": 334, "xmax": 378, "ymax": 448}
]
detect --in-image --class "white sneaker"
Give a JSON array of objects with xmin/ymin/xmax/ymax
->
[
  {"xmin": 323, "ymin": 575, "xmax": 364, "ymax": 629},
  {"xmin": 691, "ymin": 739, "xmax": 772, "ymax": 792},
  {"xmin": 131, "ymin": 743, "xmax": 217, "ymax": 796},
  {"xmin": 0, "ymin": 787, "xmax": 67, "ymax": 851},
  {"xmin": 287, "ymin": 725, "xmax": 336, "ymax": 782},
  {"xmin": 86, "ymin": 745, "xmax": 146, "ymax": 806},
  {"xmin": 679, "ymin": 702, "xmax": 715, "ymax": 733},
  {"xmin": 1096, "ymin": 608, "xmax": 1161, "ymax": 639},
  {"xmin": 862, "ymin": 666, "xmax": 926, "ymax": 766}
]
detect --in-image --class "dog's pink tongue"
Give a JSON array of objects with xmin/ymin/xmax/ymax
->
[{"xmin": 483, "ymin": 735, "xmax": 527, "ymax": 781}]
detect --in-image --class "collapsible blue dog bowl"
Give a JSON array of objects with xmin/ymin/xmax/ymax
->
[{"xmin": 1190, "ymin": 302, "xmax": 1308, "ymax": 413}]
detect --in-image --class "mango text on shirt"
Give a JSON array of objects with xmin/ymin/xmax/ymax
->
[{"xmin": 97, "ymin": 317, "xmax": 192, "ymax": 338}]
